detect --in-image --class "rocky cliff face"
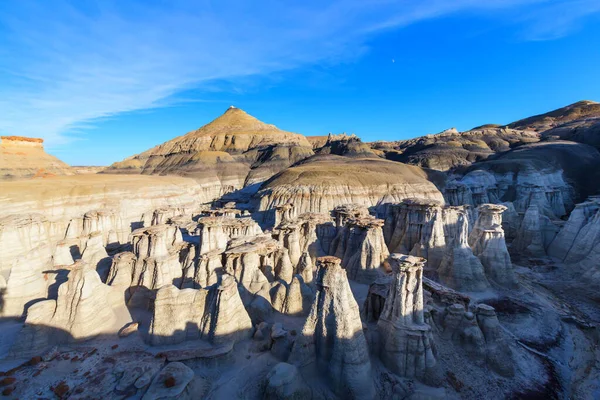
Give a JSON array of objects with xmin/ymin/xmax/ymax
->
[
  {"xmin": 105, "ymin": 107, "xmax": 314, "ymax": 193},
  {"xmin": 0, "ymin": 136, "xmax": 73, "ymax": 180}
]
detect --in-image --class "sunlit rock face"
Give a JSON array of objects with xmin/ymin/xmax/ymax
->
[
  {"xmin": 377, "ymin": 254, "xmax": 439, "ymax": 384},
  {"xmin": 437, "ymin": 207, "xmax": 490, "ymax": 292},
  {"xmin": 9, "ymin": 262, "xmax": 132, "ymax": 358},
  {"xmin": 257, "ymin": 155, "xmax": 445, "ymax": 221},
  {"xmin": 197, "ymin": 216, "xmax": 263, "ymax": 254},
  {"xmin": 105, "ymin": 107, "xmax": 315, "ymax": 194},
  {"xmin": 273, "ymin": 213, "xmax": 336, "ymax": 269},
  {"xmin": 0, "ymin": 136, "xmax": 73, "ymax": 180},
  {"xmin": 329, "ymin": 214, "xmax": 389, "ymax": 283},
  {"xmin": 0, "ymin": 175, "xmax": 214, "ymax": 293},
  {"xmin": 0, "ymin": 243, "xmax": 53, "ymax": 318},
  {"xmin": 383, "ymin": 198, "xmax": 447, "ymax": 271},
  {"xmin": 148, "ymin": 275, "xmax": 252, "ymax": 346},
  {"xmin": 468, "ymin": 204, "xmax": 516, "ymax": 287},
  {"xmin": 289, "ymin": 256, "xmax": 375, "ymax": 399}
]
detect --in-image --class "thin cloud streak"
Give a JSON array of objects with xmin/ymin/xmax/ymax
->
[{"xmin": 0, "ymin": 0, "xmax": 597, "ymax": 145}]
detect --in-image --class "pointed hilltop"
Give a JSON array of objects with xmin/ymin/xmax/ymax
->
[{"xmin": 105, "ymin": 107, "xmax": 314, "ymax": 193}]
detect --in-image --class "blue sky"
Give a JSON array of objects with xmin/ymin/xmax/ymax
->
[{"xmin": 1, "ymin": 0, "xmax": 599, "ymax": 165}]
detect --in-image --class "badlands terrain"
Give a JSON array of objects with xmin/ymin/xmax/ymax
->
[{"xmin": 1, "ymin": 102, "xmax": 600, "ymax": 399}]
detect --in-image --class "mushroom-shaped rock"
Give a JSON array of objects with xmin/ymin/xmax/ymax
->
[
  {"xmin": 289, "ymin": 256, "xmax": 375, "ymax": 399},
  {"xmin": 468, "ymin": 204, "xmax": 516, "ymax": 287},
  {"xmin": 377, "ymin": 254, "xmax": 440, "ymax": 385}
]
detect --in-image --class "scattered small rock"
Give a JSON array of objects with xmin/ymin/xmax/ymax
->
[
  {"xmin": 52, "ymin": 381, "xmax": 69, "ymax": 398},
  {"xmin": 28, "ymin": 356, "xmax": 42, "ymax": 366},
  {"xmin": 0, "ymin": 377, "xmax": 16, "ymax": 387},
  {"xmin": 119, "ymin": 322, "xmax": 139, "ymax": 338},
  {"xmin": 2, "ymin": 386, "xmax": 15, "ymax": 396}
]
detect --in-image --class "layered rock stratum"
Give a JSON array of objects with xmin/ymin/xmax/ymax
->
[
  {"xmin": 0, "ymin": 136, "xmax": 73, "ymax": 180},
  {"xmin": 105, "ymin": 106, "xmax": 314, "ymax": 194}
]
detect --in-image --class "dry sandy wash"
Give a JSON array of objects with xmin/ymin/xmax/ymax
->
[{"xmin": 1, "ymin": 101, "xmax": 600, "ymax": 399}]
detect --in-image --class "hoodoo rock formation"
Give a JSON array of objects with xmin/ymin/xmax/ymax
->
[
  {"xmin": 377, "ymin": 254, "xmax": 439, "ymax": 384},
  {"xmin": 148, "ymin": 275, "xmax": 253, "ymax": 346},
  {"xmin": 330, "ymin": 214, "xmax": 389, "ymax": 283},
  {"xmin": 3, "ymin": 101, "xmax": 600, "ymax": 399},
  {"xmin": 468, "ymin": 204, "xmax": 516, "ymax": 286},
  {"xmin": 9, "ymin": 262, "xmax": 132, "ymax": 358},
  {"xmin": 290, "ymin": 257, "xmax": 375, "ymax": 399}
]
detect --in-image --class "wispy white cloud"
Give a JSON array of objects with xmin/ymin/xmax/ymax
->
[{"xmin": 0, "ymin": 0, "xmax": 597, "ymax": 145}]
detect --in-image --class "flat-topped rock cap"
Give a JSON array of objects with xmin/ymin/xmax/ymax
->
[
  {"xmin": 316, "ymin": 256, "xmax": 342, "ymax": 267},
  {"xmin": 1, "ymin": 136, "xmax": 44, "ymax": 143},
  {"xmin": 131, "ymin": 224, "xmax": 173, "ymax": 236},
  {"xmin": 389, "ymin": 253, "xmax": 426, "ymax": 269},
  {"xmin": 345, "ymin": 215, "xmax": 385, "ymax": 228},
  {"xmin": 478, "ymin": 203, "xmax": 508, "ymax": 213},
  {"xmin": 476, "ymin": 303, "xmax": 497, "ymax": 315},
  {"xmin": 225, "ymin": 234, "xmax": 279, "ymax": 254},
  {"xmin": 401, "ymin": 197, "xmax": 444, "ymax": 207}
]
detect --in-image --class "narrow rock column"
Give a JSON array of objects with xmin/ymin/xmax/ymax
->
[
  {"xmin": 290, "ymin": 256, "xmax": 375, "ymax": 399},
  {"xmin": 377, "ymin": 254, "xmax": 439, "ymax": 384},
  {"xmin": 468, "ymin": 204, "xmax": 516, "ymax": 287}
]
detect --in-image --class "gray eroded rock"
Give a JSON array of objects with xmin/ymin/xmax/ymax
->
[
  {"xmin": 149, "ymin": 274, "xmax": 253, "ymax": 346},
  {"xmin": 289, "ymin": 256, "xmax": 375, "ymax": 399},
  {"xmin": 141, "ymin": 362, "xmax": 194, "ymax": 400},
  {"xmin": 377, "ymin": 254, "xmax": 440, "ymax": 385},
  {"xmin": 264, "ymin": 362, "xmax": 312, "ymax": 400}
]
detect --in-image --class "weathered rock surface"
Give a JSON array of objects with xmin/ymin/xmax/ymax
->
[
  {"xmin": 438, "ymin": 207, "xmax": 490, "ymax": 292},
  {"xmin": 0, "ymin": 136, "xmax": 73, "ymax": 180},
  {"xmin": 468, "ymin": 204, "xmax": 516, "ymax": 287},
  {"xmin": 274, "ymin": 213, "xmax": 336, "ymax": 268},
  {"xmin": 310, "ymin": 133, "xmax": 378, "ymax": 158},
  {"xmin": 149, "ymin": 274, "xmax": 252, "ymax": 346},
  {"xmin": 264, "ymin": 362, "xmax": 312, "ymax": 400},
  {"xmin": 106, "ymin": 106, "xmax": 314, "ymax": 192},
  {"xmin": 330, "ymin": 214, "xmax": 389, "ymax": 283},
  {"xmin": 383, "ymin": 198, "xmax": 447, "ymax": 271},
  {"xmin": 475, "ymin": 304, "xmax": 515, "ymax": 377},
  {"xmin": 290, "ymin": 256, "xmax": 375, "ymax": 399},
  {"xmin": 0, "ymin": 243, "xmax": 53, "ymax": 317},
  {"xmin": 9, "ymin": 262, "xmax": 132, "ymax": 358},
  {"xmin": 370, "ymin": 126, "xmax": 539, "ymax": 171},
  {"xmin": 141, "ymin": 362, "xmax": 195, "ymax": 400},
  {"xmin": 197, "ymin": 215, "xmax": 262, "ymax": 254},
  {"xmin": 257, "ymin": 155, "xmax": 444, "ymax": 217},
  {"xmin": 377, "ymin": 254, "xmax": 439, "ymax": 384}
]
